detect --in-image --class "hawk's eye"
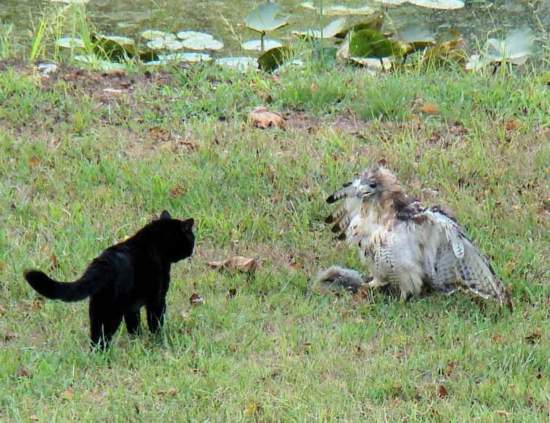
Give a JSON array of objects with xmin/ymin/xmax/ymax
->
[{"xmin": 369, "ymin": 182, "xmax": 377, "ymax": 189}]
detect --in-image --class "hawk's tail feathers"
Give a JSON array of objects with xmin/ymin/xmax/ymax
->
[{"xmin": 313, "ymin": 266, "xmax": 367, "ymax": 294}]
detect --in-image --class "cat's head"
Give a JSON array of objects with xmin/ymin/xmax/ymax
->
[{"xmin": 157, "ymin": 210, "xmax": 195, "ymax": 262}]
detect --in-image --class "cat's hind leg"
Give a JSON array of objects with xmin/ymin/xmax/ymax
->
[
  {"xmin": 90, "ymin": 298, "xmax": 123, "ymax": 349},
  {"xmin": 124, "ymin": 311, "xmax": 141, "ymax": 336},
  {"xmin": 146, "ymin": 300, "xmax": 166, "ymax": 333}
]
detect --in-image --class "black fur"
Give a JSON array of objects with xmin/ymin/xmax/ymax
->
[{"xmin": 24, "ymin": 211, "xmax": 195, "ymax": 349}]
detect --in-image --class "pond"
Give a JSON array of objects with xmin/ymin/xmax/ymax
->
[{"xmin": 0, "ymin": 1, "xmax": 547, "ymax": 61}]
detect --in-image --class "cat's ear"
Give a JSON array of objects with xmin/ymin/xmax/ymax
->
[
  {"xmin": 160, "ymin": 210, "xmax": 172, "ymax": 220},
  {"xmin": 181, "ymin": 218, "xmax": 194, "ymax": 231}
]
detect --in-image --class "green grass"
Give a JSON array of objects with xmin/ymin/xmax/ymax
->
[{"xmin": 0, "ymin": 62, "xmax": 548, "ymax": 421}]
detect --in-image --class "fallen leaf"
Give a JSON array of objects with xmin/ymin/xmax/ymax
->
[
  {"xmin": 437, "ymin": 384, "xmax": 448, "ymax": 398},
  {"xmin": 443, "ymin": 361, "xmax": 456, "ymax": 377},
  {"xmin": 16, "ymin": 367, "xmax": 32, "ymax": 378},
  {"xmin": 156, "ymin": 388, "xmax": 177, "ymax": 397},
  {"xmin": 244, "ymin": 401, "xmax": 262, "ymax": 417},
  {"xmin": 207, "ymin": 256, "xmax": 258, "ymax": 273},
  {"xmin": 62, "ymin": 388, "xmax": 74, "ymax": 401},
  {"xmin": 102, "ymin": 88, "xmax": 126, "ymax": 95},
  {"xmin": 249, "ymin": 106, "xmax": 285, "ymax": 129},
  {"xmin": 496, "ymin": 410, "xmax": 511, "ymax": 417},
  {"xmin": 169, "ymin": 185, "xmax": 185, "ymax": 198},
  {"xmin": 420, "ymin": 102, "xmax": 440, "ymax": 114},
  {"xmin": 505, "ymin": 119, "xmax": 518, "ymax": 131},
  {"xmin": 28, "ymin": 156, "xmax": 40, "ymax": 167},
  {"xmin": 149, "ymin": 126, "xmax": 171, "ymax": 143},
  {"xmin": 189, "ymin": 293, "xmax": 204, "ymax": 306},
  {"xmin": 525, "ymin": 329, "xmax": 541, "ymax": 344},
  {"xmin": 491, "ymin": 334, "xmax": 503, "ymax": 344},
  {"xmin": 49, "ymin": 254, "xmax": 59, "ymax": 271},
  {"xmin": 3, "ymin": 331, "xmax": 16, "ymax": 342}
]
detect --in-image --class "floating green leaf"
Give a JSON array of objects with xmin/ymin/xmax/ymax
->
[
  {"xmin": 398, "ymin": 26, "xmax": 436, "ymax": 52},
  {"xmin": 258, "ymin": 46, "xmax": 292, "ymax": 72},
  {"xmin": 93, "ymin": 34, "xmax": 136, "ymax": 59},
  {"xmin": 215, "ymin": 57, "xmax": 258, "ymax": 72},
  {"xmin": 51, "ymin": 0, "xmax": 90, "ymax": 4},
  {"xmin": 74, "ymin": 54, "xmax": 125, "ymax": 71},
  {"xmin": 176, "ymin": 31, "xmax": 224, "ymax": 51},
  {"xmin": 466, "ymin": 29, "xmax": 535, "ymax": 70},
  {"xmin": 241, "ymin": 39, "xmax": 283, "ymax": 51},
  {"xmin": 245, "ymin": 2, "xmax": 288, "ymax": 33},
  {"xmin": 293, "ymin": 18, "xmax": 347, "ymax": 39},
  {"xmin": 158, "ymin": 52, "xmax": 212, "ymax": 63},
  {"xmin": 140, "ymin": 30, "xmax": 176, "ymax": 41},
  {"xmin": 56, "ymin": 36, "xmax": 85, "ymax": 49},
  {"xmin": 335, "ymin": 13, "xmax": 384, "ymax": 38},
  {"xmin": 373, "ymin": 0, "xmax": 463, "ymax": 8},
  {"xmin": 146, "ymin": 38, "xmax": 184, "ymax": 51},
  {"xmin": 349, "ymin": 29, "xmax": 403, "ymax": 58},
  {"xmin": 372, "ymin": 0, "xmax": 407, "ymax": 5},
  {"xmin": 423, "ymin": 38, "xmax": 467, "ymax": 65},
  {"xmin": 408, "ymin": 0, "xmax": 464, "ymax": 9},
  {"xmin": 176, "ymin": 31, "xmax": 213, "ymax": 40},
  {"xmin": 300, "ymin": 2, "xmax": 376, "ymax": 15}
]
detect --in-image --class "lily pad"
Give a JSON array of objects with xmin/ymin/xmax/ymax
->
[
  {"xmin": 408, "ymin": 0, "xmax": 464, "ymax": 9},
  {"xmin": 398, "ymin": 26, "xmax": 436, "ymax": 52},
  {"xmin": 294, "ymin": 18, "xmax": 347, "ymax": 39},
  {"xmin": 140, "ymin": 30, "xmax": 176, "ymax": 41},
  {"xmin": 146, "ymin": 38, "xmax": 184, "ymax": 51},
  {"xmin": 215, "ymin": 57, "xmax": 258, "ymax": 72},
  {"xmin": 51, "ymin": 0, "xmax": 90, "ymax": 4},
  {"xmin": 74, "ymin": 54, "xmax": 125, "ymax": 71},
  {"xmin": 258, "ymin": 46, "xmax": 292, "ymax": 72},
  {"xmin": 158, "ymin": 52, "xmax": 212, "ymax": 63},
  {"xmin": 466, "ymin": 29, "xmax": 535, "ymax": 70},
  {"xmin": 300, "ymin": 2, "xmax": 376, "ymax": 15},
  {"xmin": 245, "ymin": 2, "xmax": 288, "ymax": 33},
  {"xmin": 181, "ymin": 36, "xmax": 223, "ymax": 51},
  {"xmin": 335, "ymin": 13, "xmax": 384, "ymax": 38},
  {"xmin": 372, "ymin": 0, "xmax": 407, "ymax": 5},
  {"xmin": 93, "ymin": 34, "xmax": 136, "ymax": 59},
  {"xmin": 486, "ymin": 29, "xmax": 534, "ymax": 64},
  {"xmin": 56, "ymin": 36, "xmax": 85, "ymax": 49},
  {"xmin": 241, "ymin": 39, "xmax": 283, "ymax": 51},
  {"xmin": 176, "ymin": 30, "xmax": 212, "ymax": 40},
  {"xmin": 349, "ymin": 29, "xmax": 403, "ymax": 58},
  {"xmin": 423, "ymin": 38, "xmax": 467, "ymax": 65}
]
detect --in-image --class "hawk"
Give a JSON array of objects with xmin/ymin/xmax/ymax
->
[{"xmin": 317, "ymin": 165, "xmax": 512, "ymax": 310}]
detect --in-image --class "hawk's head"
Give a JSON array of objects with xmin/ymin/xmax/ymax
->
[{"xmin": 356, "ymin": 165, "xmax": 400, "ymax": 201}]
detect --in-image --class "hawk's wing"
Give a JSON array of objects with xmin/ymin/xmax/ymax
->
[
  {"xmin": 418, "ymin": 207, "xmax": 512, "ymax": 309},
  {"xmin": 325, "ymin": 175, "xmax": 363, "ymax": 240}
]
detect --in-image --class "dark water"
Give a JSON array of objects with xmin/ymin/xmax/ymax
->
[{"xmin": 0, "ymin": 0, "xmax": 548, "ymax": 54}]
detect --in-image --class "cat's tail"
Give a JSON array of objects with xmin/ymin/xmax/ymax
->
[
  {"xmin": 24, "ymin": 265, "xmax": 106, "ymax": 302},
  {"xmin": 313, "ymin": 266, "xmax": 370, "ymax": 294}
]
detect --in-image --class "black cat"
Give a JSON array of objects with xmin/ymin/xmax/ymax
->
[{"xmin": 24, "ymin": 210, "xmax": 195, "ymax": 349}]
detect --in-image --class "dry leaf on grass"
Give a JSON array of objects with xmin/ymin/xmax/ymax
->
[
  {"xmin": 189, "ymin": 293, "xmax": 204, "ymax": 306},
  {"xmin": 249, "ymin": 106, "xmax": 285, "ymax": 129},
  {"xmin": 207, "ymin": 256, "xmax": 258, "ymax": 273},
  {"xmin": 525, "ymin": 329, "xmax": 541, "ymax": 344},
  {"xmin": 16, "ymin": 367, "xmax": 32, "ymax": 378},
  {"xmin": 420, "ymin": 102, "xmax": 440, "ymax": 114},
  {"xmin": 437, "ymin": 384, "xmax": 448, "ymax": 398},
  {"xmin": 62, "ymin": 388, "xmax": 74, "ymax": 401}
]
